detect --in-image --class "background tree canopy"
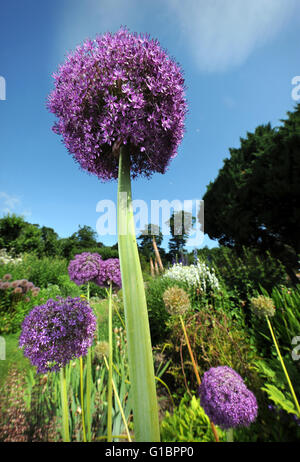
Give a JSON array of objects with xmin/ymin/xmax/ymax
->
[{"xmin": 203, "ymin": 104, "xmax": 300, "ymax": 283}]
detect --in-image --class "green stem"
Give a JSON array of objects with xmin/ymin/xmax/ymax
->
[
  {"xmin": 103, "ymin": 355, "xmax": 132, "ymax": 442},
  {"xmin": 86, "ymin": 281, "xmax": 92, "ymax": 441},
  {"xmin": 117, "ymin": 146, "xmax": 160, "ymax": 442},
  {"xmin": 60, "ymin": 366, "xmax": 70, "ymax": 442},
  {"xmin": 107, "ymin": 282, "xmax": 113, "ymax": 442},
  {"xmin": 266, "ymin": 316, "xmax": 300, "ymax": 418},
  {"xmin": 226, "ymin": 428, "xmax": 234, "ymax": 442},
  {"xmin": 80, "ymin": 356, "xmax": 87, "ymax": 442}
]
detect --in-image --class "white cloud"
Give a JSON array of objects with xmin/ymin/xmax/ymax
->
[
  {"xmin": 166, "ymin": 0, "xmax": 297, "ymax": 72},
  {"xmin": 55, "ymin": 0, "xmax": 296, "ymax": 73},
  {"xmin": 0, "ymin": 192, "xmax": 31, "ymax": 218},
  {"xmin": 0, "ymin": 192, "xmax": 20, "ymax": 213}
]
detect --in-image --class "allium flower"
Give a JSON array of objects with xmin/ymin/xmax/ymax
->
[
  {"xmin": 3, "ymin": 274, "xmax": 12, "ymax": 281},
  {"xmin": 96, "ymin": 258, "xmax": 122, "ymax": 288},
  {"xmin": 94, "ymin": 340, "xmax": 109, "ymax": 360},
  {"xmin": 250, "ymin": 295, "xmax": 276, "ymax": 318},
  {"xmin": 47, "ymin": 27, "xmax": 187, "ymax": 181},
  {"xmin": 163, "ymin": 285, "xmax": 190, "ymax": 316},
  {"xmin": 68, "ymin": 252, "xmax": 103, "ymax": 286},
  {"xmin": 19, "ymin": 297, "xmax": 97, "ymax": 373},
  {"xmin": 199, "ymin": 366, "xmax": 258, "ymax": 430}
]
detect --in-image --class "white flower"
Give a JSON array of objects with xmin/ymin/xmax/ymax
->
[{"xmin": 163, "ymin": 260, "xmax": 220, "ymax": 293}]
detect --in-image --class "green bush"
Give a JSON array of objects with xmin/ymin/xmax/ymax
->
[
  {"xmin": 208, "ymin": 246, "xmax": 288, "ymax": 303},
  {"xmin": 0, "ymin": 254, "xmax": 68, "ymax": 289},
  {"xmin": 160, "ymin": 393, "xmax": 225, "ymax": 442}
]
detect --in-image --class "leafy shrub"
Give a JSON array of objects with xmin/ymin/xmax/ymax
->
[
  {"xmin": 0, "ymin": 254, "xmax": 68, "ymax": 289},
  {"xmin": 56, "ymin": 274, "xmax": 81, "ymax": 298},
  {"xmin": 160, "ymin": 394, "xmax": 225, "ymax": 442},
  {"xmin": 208, "ymin": 246, "xmax": 287, "ymax": 303}
]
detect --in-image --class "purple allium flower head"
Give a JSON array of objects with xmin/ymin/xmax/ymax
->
[
  {"xmin": 47, "ymin": 27, "xmax": 187, "ymax": 181},
  {"xmin": 19, "ymin": 297, "xmax": 97, "ymax": 373},
  {"xmin": 68, "ymin": 252, "xmax": 103, "ymax": 286},
  {"xmin": 96, "ymin": 258, "xmax": 122, "ymax": 288},
  {"xmin": 199, "ymin": 366, "xmax": 258, "ymax": 430}
]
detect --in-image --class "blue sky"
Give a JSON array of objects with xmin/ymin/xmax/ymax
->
[{"xmin": 0, "ymin": 0, "xmax": 299, "ymax": 251}]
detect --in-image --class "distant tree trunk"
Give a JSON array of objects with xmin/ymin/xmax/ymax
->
[
  {"xmin": 150, "ymin": 257, "xmax": 155, "ymax": 277},
  {"xmin": 152, "ymin": 236, "xmax": 164, "ymax": 272},
  {"xmin": 154, "ymin": 258, "xmax": 159, "ymax": 275}
]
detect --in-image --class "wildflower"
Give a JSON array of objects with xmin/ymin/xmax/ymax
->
[
  {"xmin": 47, "ymin": 27, "xmax": 187, "ymax": 181},
  {"xmin": 19, "ymin": 297, "xmax": 97, "ymax": 373},
  {"xmin": 250, "ymin": 295, "xmax": 276, "ymax": 319},
  {"xmin": 199, "ymin": 366, "xmax": 258, "ymax": 430}
]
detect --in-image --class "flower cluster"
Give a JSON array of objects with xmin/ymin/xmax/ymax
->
[
  {"xmin": 163, "ymin": 285, "xmax": 190, "ymax": 316},
  {"xmin": 0, "ymin": 275, "xmax": 40, "ymax": 301},
  {"xmin": 0, "ymin": 249, "xmax": 22, "ymax": 265},
  {"xmin": 47, "ymin": 27, "xmax": 187, "ymax": 181},
  {"xmin": 96, "ymin": 258, "xmax": 122, "ymax": 288},
  {"xmin": 68, "ymin": 252, "xmax": 104, "ymax": 286},
  {"xmin": 163, "ymin": 262, "xmax": 220, "ymax": 294},
  {"xmin": 68, "ymin": 252, "xmax": 122, "ymax": 288},
  {"xmin": 19, "ymin": 297, "xmax": 97, "ymax": 373},
  {"xmin": 199, "ymin": 366, "xmax": 258, "ymax": 430},
  {"xmin": 250, "ymin": 295, "xmax": 276, "ymax": 318}
]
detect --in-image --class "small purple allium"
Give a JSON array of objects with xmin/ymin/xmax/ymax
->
[
  {"xmin": 96, "ymin": 258, "xmax": 122, "ymax": 288},
  {"xmin": 199, "ymin": 366, "xmax": 258, "ymax": 430},
  {"xmin": 68, "ymin": 252, "xmax": 103, "ymax": 286},
  {"xmin": 47, "ymin": 27, "xmax": 187, "ymax": 181},
  {"xmin": 19, "ymin": 297, "xmax": 97, "ymax": 373}
]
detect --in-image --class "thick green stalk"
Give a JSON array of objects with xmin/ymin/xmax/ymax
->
[
  {"xmin": 117, "ymin": 146, "xmax": 160, "ymax": 442},
  {"xmin": 60, "ymin": 366, "xmax": 70, "ymax": 442},
  {"xmin": 79, "ymin": 356, "xmax": 87, "ymax": 442},
  {"xmin": 226, "ymin": 428, "xmax": 234, "ymax": 442},
  {"xmin": 107, "ymin": 282, "xmax": 113, "ymax": 442},
  {"xmin": 266, "ymin": 316, "xmax": 300, "ymax": 418},
  {"xmin": 86, "ymin": 281, "xmax": 92, "ymax": 441}
]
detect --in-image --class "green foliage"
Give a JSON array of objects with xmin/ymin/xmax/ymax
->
[
  {"xmin": 0, "ymin": 254, "xmax": 68, "ymax": 288},
  {"xmin": 160, "ymin": 394, "xmax": 224, "ymax": 442},
  {"xmin": 56, "ymin": 274, "xmax": 81, "ymax": 298},
  {"xmin": 203, "ymin": 105, "xmax": 300, "ymax": 282},
  {"xmin": 145, "ymin": 276, "xmax": 188, "ymax": 345},
  {"xmin": 206, "ymin": 246, "xmax": 287, "ymax": 305}
]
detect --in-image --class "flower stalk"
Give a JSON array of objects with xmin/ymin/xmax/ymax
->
[
  {"xmin": 117, "ymin": 146, "xmax": 160, "ymax": 442},
  {"xmin": 60, "ymin": 365, "xmax": 70, "ymax": 442}
]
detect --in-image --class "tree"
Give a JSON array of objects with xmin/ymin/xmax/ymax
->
[
  {"xmin": 137, "ymin": 224, "xmax": 163, "ymax": 258},
  {"xmin": 167, "ymin": 210, "xmax": 195, "ymax": 260},
  {"xmin": 203, "ymin": 105, "xmax": 300, "ymax": 283},
  {"xmin": 72, "ymin": 225, "xmax": 98, "ymax": 249},
  {"xmin": 0, "ymin": 214, "xmax": 27, "ymax": 251},
  {"xmin": 14, "ymin": 223, "xmax": 44, "ymax": 256},
  {"xmin": 41, "ymin": 226, "xmax": 59, "ymax": 256}
]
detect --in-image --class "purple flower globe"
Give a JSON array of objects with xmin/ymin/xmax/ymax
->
[
  {"xmin": 68, "ymin": 252, "xmax": 103, "ymax": 286},
  {"xmin": 47, "ymin": 27, "xmax": 187, "ymax": 181},
  {"xmin": 19, "ymin": 297, "xmax": 97, "ymax": 373},
  {"xmin": 96, "ymin": 258, "xmax": 122, "ymax": 288},
  {"xmin": 199, "ymin": 366, "xmax": 258, "ymax": 430}
]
